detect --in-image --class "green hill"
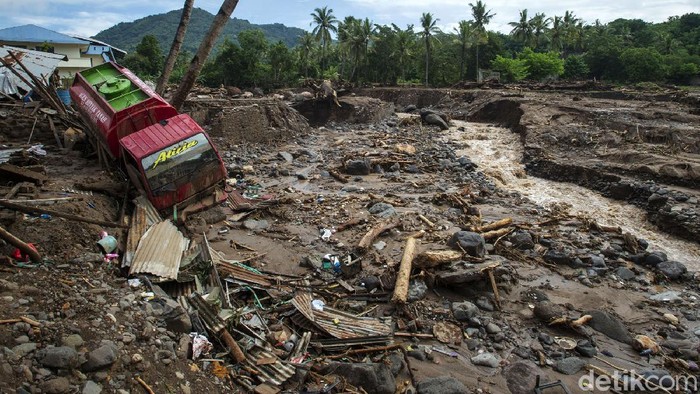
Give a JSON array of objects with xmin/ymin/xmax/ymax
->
[{"xmin": 94, "ymin": 7, "xmax": 306, "ymax": 54}]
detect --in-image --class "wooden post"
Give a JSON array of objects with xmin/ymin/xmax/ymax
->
[
  {"xmin": 0, "ymin": 225, "xmax": 42, "ymax": 263},
  {"xmin": 391, "ymin": 237, "xmax": 419, "ymax": 303}
]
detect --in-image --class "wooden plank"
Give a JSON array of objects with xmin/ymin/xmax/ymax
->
[{"xmin": 0, "ymin": 163, "xmax": 49, "ymax": 184}]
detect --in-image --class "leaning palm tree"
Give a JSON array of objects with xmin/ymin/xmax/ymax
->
[
  {"xmin": 171, "ymin": 0, "xmax": 239, "ymax": 111},
  {"xmin": 310, "ymin": 6, "xmax": 338, "ymax": 72},
  {"xmin": 157, "ymin": 0, "xmax": 194, "ymax": 95},
  {"xmin": 420, "ymin": 12, "xmax": 441, "ymax": 86},
  {"xmin": 454, "ymin": 20, "xmax": 475, "ymax": 80},
  {"xmin": 509, "ymin": 9, "xmax": 533, "ymax": 47},
  {"xmin": 469, "ymin": 0, "xmax": 495, "ymax": 81}
]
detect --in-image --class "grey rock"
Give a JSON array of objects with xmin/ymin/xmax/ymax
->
[
  {"xmin": 452, "ymin": 301, "xmax": 479, "ymax": 321},
  {"xmin": 320, "ymin": 362, "xmax": 395, "ymax": 394},
  {"xmin": 369, "ymin": 202, "xmax": 396, "ymax": 217},
  {"xmin": 344, "ymin": 159, "xmax": 372, "ymax": 175},
  {"xmin": 407, "ymin": 279, "xmax": 428, "ymax": 301},
  {"xmin": 62, "ymin": 334, "xmax": 84, "ymax": 349},
  {"xmin": 589, "ymin": 255, "xmax": 606, "ymax": 268},
  {"xmin": 657, "ymin": 261, "xmax": 687, "ymax": 280},
  {"xmin": 278, "ymin": 152, "xmax": 293, "ymax": 163},
  {"xmin": 555, "ymin": 357, "xmax": 586, "ymax": 375},
  {"xmin": 38, "ymin": 346, "xmax": 79, "ymax": 369},
  {"xmin": 14, "ymin": 335, "xmax": 29, "ymax": 344},
  {"xmin": 543, "ymin": 249, "xmax": 573, "ymax": 266},
  {"xmin": 82, "ymin": 381, "xmax": 102, "ymax": 394},
  {"xmin": 416, "ymin": 376, "xmax": 468, "ymax": 394},
  {"xmin": 41, "ymin": 377, "xmax": 70, "ymax": 394},
  {"xmin": 12, "ymin": 342, "xmax": 37, "ymax": 358},
  {"xmin": 616, "ymin": 267, "xmax": 636, "ymax": 280},
  {"xmin": 485, "ymin": 323, "xmax": 502, "ymax": 334},
  {"xmin": 503, "ymin": 361, "xmax": 545, "ymax": 394},
  {"xmin": 533, "ymin": 301, "xmax": 565, "ymax": 322},
  {"xmin": 475, "ymin": 296, "xmax": 495, "ymax": 312},
  {"xmin": 471, "ymin": 352, "xmax": 500, "ymax": 368},
  {"xmin": 643, "ymin": 251, "xmax": 667, "ymax": 267},
  {"xmin": 586, "ymin": 310, "xmax": 633, "ymax": 344},
  {"xmin": 575, "ymin": 340, "xmax": 597, "ymax": 358},
  {"xmin": 650, "ymin": 291, "xmax": 681, "ymax": 302},
  {"xmin": 243, "ymin": 219, "xmax": 269, "ymax": 231},
  {"xmin": 82, "ymin": 344, "xmax": 117, "ymax": 372},
  {"xmin": 386, "ymin": 352, "xmax": 405, "ymax": 376},
  {"xmin": 408, "ymin": 349, "xmax": 427, "ymax": 361},
  {"xmin": 508, "ymin": 230, "xmax": 535, "ymax": 250},
  {"xmin": 447, "ymin": 231, "xmax": 486, "ymax": 258},
  {"xmin": 153, "ymin": 298, "xmax": 193, "ymax": 334}
]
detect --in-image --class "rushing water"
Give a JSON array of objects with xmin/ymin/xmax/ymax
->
[{"xmin": 448, "ymin": 120, "xmax": 700, "ymax": 268}]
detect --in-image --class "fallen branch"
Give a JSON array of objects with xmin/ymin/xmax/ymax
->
[
  {"xmin": 328, "ymin": 169, "xmax": 348, "ymax": 184},
  {"xmin": 414, "ymin": 250, "xmax": 462, "ymax": 269},
  {"xmin": 481, "ymin": 227, "xmax": 514, "ymax": 240},
  {"xmin": 417, "ymin": 214, "xmax": 435, "ymax": 228},
  {"xmin": 0, "ymin": 225, "xmax": 42, "ymax": 263},
  {"xmin": 473, "ymin": 217, "xmax": 512, "ymax": 233},
  {"xmin": 135, "ymin": 376, "xmax": 155, "ymax": 394},
  {"xmin": 391, "ymin": 237, "xmax": 419, "ymax": 303},
  {"xmin": 356, "ymin": 221, "xmax": 398, "ymax": 251},
  {"xmin": 0, "ymin": 199, "xmax": 128, "ymax": 229},
  {"xmin": 337, "ymin": 217, "xmax": 366, "ymax": 232}
]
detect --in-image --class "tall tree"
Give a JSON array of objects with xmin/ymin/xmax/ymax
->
[
  {"xmin": 454, "ymin": 20, "xmax": 475, "ymax": 80},
  {"xmin": 549, "ymin": 16, "xmax": 565, "ymax": 52},
  {"xmin": 170, "ymin": 0, "xmax": 239, "ymax": 111},
  {"xmin": 393, "ymin": 24, "xmax": 415, "ymax": 81},
  {"xmin": 157, "ymin": 0, "xmax": 195, "ymax": 95},
  {"xmin": 310, "ymin": 6, "xmax": 338, "ymax": 72},
  {"xmin": 469, "ymin": 0, "xmax": 495, "ymax": 80},
  {"xmin": 530, "ymin": 12, "xmax": 550, "ymax": 50},
  {"xmin": 298, "ymin": 32, "xmax": 316, "ymax": 78},
  {"xmin": 509, "ymin": 9, "xmax": 533, "ymax": 46},
  {"xmin": 420, "ymin": 12, "xmax": 441, "ymax": 86}
]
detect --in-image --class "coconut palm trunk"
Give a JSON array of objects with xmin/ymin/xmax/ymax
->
[
  {"xmin": 171, "ymin": 0, "xmax": 239, "ymax": 111},
  {"xmin": 157, "ymin": 0, "xmax": 195, "ymax": 95}
]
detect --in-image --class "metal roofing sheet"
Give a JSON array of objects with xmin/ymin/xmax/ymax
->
[
  {"xmin": 0, "ymin": 24, "xmax": 89, "ymax": 45},
  {"xmin": 129, "ymin": 220, "xmax": 189, "ymax": 280},
  {"xmin": 245, "ymin": 347, "xmax": 296, "ymax": 386},
  {"xmin": 292, "ymin": 293, "xmax": 393, "ymax": 339},
  {"xmin": 0, "ymin": 46, "xmax": 67, "ymax": 92}
]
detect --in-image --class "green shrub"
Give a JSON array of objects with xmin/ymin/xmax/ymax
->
[
  {"xmin": 563, "ymin": 55, "xmax": 590, "ymax": 79},
  {"xmin": 490, "ymin": 55, "xmax": 528, "ymax": 82},
  {"xmin": 620, "ymin": 47, "xmax": 665, "ymax": 82},
  {"xmin": 518, "ymin": 48, "xmax": 564, "ymax": 81}
]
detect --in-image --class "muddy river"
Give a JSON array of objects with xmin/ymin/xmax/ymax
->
[{"xmin": 449, "ymin": 120, "xmax": 700, "ymax": 268}]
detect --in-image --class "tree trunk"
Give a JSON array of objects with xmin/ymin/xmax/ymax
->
[
  {"xmin": 475, "ymin": 44, "xmax": 480, "ymax": 82},
  {"xmin": 424, "ymin": 40, "xmax": 430, "ymax": 86},
  {"xmin": 157, "ymin": 0, "xmax": 195, "ymax": 95},
  {"xmin": 170, "ymin": 0, "xmax": 239, "ymax": 111},
  {"xmin": 460, "ymin": 43, "xmax": 466, "ymax": 81}
]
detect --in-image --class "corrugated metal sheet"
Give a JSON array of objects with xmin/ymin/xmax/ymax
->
[
  {"xmin": 134, "ymin": 195, "xmax": 162, "ymax": 225},
  {"xmin": 123, "ymin": 204, "xmax": 147, "ymax": 268},
  {"xmin": 227, "ymin": 190, "xmax": 253, "ymax": 211},
  {"xmin": 129, "ymin": 220, "xmax": 189, "ymax": 280},
  {"xmin": 292, "ymin": 293, "xmax": 393, "ymax": 339},
  {"xmin": 245, "ymin": 347, "xmax": 296, "ymax": 386},
  {"xmin": 0, "ymin": 46, "xmax": 67, "ymax": 92}
]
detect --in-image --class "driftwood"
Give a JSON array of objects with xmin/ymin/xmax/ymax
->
[
  {"xmin": 337, "ymin": 217, "xmax": 366, "ymax": 232},
  {"xmin": 414, "ymin": 250, "xmax": 463, "ymax": 269},
  {"xmin": 0, "ymin": 199, "xmax": 128, "ymax": 229},
  {"xmin": 481, "ymin": 227, "xmax": 514, "ymax": 240},
  {"xmin": 356, "ymin": 221, "xmax": 398, "ymax": 251},
  {"xmin": 436, "ymin": 261, "xmax": 501, "ymax": 285},
  {"xmin": 472, "ymin": 217, "xmax": 512, "ymax": 232},
  {"xmin": 391, "ymin": 237, "xmax": 419, "ymax": 303},
  {"xmin": 328, "ymin": 169, "xmax": 348, "ymax": 184},
  {"xmin": 417, "ymin": 214, "xmax": 435, "ymax": 228},
  {"xmin": 0, "ymin": 225, "xmax": 42, "ymax": 263}
]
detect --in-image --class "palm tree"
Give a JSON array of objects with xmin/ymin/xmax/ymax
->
[
  {"xmin": 562, "ymin": 10, "xmax": 581, "ymax": 55},
  {"xmin": 171, "ymin": 0, "xmax": 239, "ymax": 111},
  {"xmin": 310, "ymin": 6, "xmax": 338, "ymax": 72},
  {"xmin": 454, "ymin": 20, "xmax": 475, "ymax": 80},
  {"xmin": 469, "ymin": 0, "xmax": 495, "ymax": 81},
  {"xmin": 530, "ymin": 12, "xmax": 550, "ymax": 50},
  {"xmin": 157, "ymin": 0, "xmax": 194, "ymax": 95},
  {"xmin": 392, "ymin": 24, "xmax": 415, "ymax": 81},
  {"xmin": 509, "ymin": 9, "xmax": 533, "ymax": 46},
  {"xmin": 298, "ymin": 32, "xmax": 316, "ymax": 78},
  {"xmin": 337, "ymin": 16, "xmax": 357, "ymax": 78},
  {"xmin": 420, "ymin": 12, "xmax": 441, "ymax": 86},
  {"xmin": 549, "ymin": 16, "xmax": 564, "ymax": 52},
  {"xmin": 345, "ymin": 18, "xmax": 375, "ymax": 81}
]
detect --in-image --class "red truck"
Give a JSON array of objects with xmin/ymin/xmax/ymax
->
[{"xmin": 69, "ymin": 62, "xmax": 227, "ymax": 215}]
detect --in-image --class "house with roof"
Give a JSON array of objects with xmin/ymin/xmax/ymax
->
[{"xmin": 0, "ymin": 24, "xmax": 125, "ymax": 82}]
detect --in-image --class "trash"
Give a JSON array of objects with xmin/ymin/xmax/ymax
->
[
  {"xmin": 320, "ymin": 228, "xmax": 333, "ymax": 241},
  {"xmin": 26, "ymin": 144, "xmax": 46, "ymax": 156},
  {"xmin": 432, "ymin": 321, "xmax": 462, "ymax": 344},
  {"xmin": 140, "ymin": 292, "xmax": 155, "ymax": 301},
  {"xmin": 96, "ymin": 231, "xmax": 118, "ymax": 254},
  {"xmin": 322, "ymin": 254, "xmax": 341, "ymax": 274},
  {"xmin": 127, "ymin": 279, "xmax": 141, "ymax": 288},
  {"xmin": 190, "ymin": 333, "xmax": 213, "ymax": 360},
  {"xmin": 11, "ymin": 243, "xmax": 38, "ymax": 262},
  {"xmin": 633, "ymin": 335, "xmax": 660, "ymax": 354},
  {"xmin": 311, "ymin": 299, "xmax": 325, "ymax": 311}
]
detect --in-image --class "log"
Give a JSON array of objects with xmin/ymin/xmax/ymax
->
[
  {"xmin": 328, "ymin": 169, "xmax": 348, "ymax": 184},
  {"xmin": 417, "ymin": 214, "xmax": 435, "ymax": 228},
  {"xmin": 414, "ymin": 250, "xmax": 463, "ymax": 269},
  {"xmin": 220, "ymin": 329, "xmax": 246, "ymax": 363},
  {"xmin": 391, "ymin": 237, "xmax": 419, "ymax": 303},
  {"xmin": 0, "ymin": 199, "xmax": 128, "ymax": 229},
  {"xmin": 356, "ymin": 221, "xmax": 398, "ymax": 251},
  {"xmin": 474, "ymin": 217, "xmax": 512, "ymax": 232},
  {"xmin": 481, "ymin": 227, "xmax": 514, "ymax": 240},
  {"xmin": 0, "ymin": 225, "xmax": 42, "ymax": 263}
]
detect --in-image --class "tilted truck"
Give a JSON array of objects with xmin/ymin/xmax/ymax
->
[{"xmin": 69, "ymin": 62, "xmax": 227, "ymax": 215}]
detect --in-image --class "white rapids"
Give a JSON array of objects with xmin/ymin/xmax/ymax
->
[{"xmin": 448, "ymin": 120, "xmax": 700, "ymax": 268}]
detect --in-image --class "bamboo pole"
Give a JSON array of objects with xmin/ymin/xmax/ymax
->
[
  {"xmin": 0, "ymin": 225, "xmax": 41, "ymax": 263},
  {"xmin": 391, "ymin": 237, "xmax": 419, "ymax": 303}
]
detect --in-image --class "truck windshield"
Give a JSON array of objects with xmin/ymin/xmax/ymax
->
[{"xmin": 141, "ymin": 133, "xmax": 220, "ymax": 194}]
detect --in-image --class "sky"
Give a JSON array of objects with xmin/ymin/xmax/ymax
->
[{"xmin": 0, "ymin": 0, "xmax": 697, "ymax": 38}]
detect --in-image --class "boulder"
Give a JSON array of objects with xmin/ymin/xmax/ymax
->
[
  {"xmin": 586, "ymin": 310, "xmax": 634, "ymax": 345},
  {"xmin": 657, "ymin": 261, "xmax": 687, "ymax": 280},
  {"xmin": 503, "ymin": 361, "xmax": 545, "ymax": 394},
  {"xmin": 82, "ymin": 343, "xmax": 118, "ymax": 372},
  {"xmin": 319, "ymin": 362, "xmax": 395, "ymax": 394},
  {"xmin": 554, "ymin": 357, "xmax": 586, "ymax": 375},
  {"xmin": 344, "ymin": 159, "xmax": 372, "ymax": 175},
  {"xmin": 452, "ymin": 301, "xmax": 479, "ymax": 321},
  {"xmin": 417, "ymin": 376, "xmax": 468, "ymax": 394},
  {"xmin": 37, "ymin": 346, "xmax": 80, "ymax": 369},
  {"xmin": 447, "ymin": 231, "xmax": 486, "ymax": 258}
]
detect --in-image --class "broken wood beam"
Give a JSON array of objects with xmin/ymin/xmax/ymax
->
[
  {"xmin": 0, "ymin": 225, "xmax": 42, "ymax": 263},
  {"xmin": 0, "ymin": 163, "xmax": 49, "ymax": 185},
  {"xmin": 391, "ymin": 236, "xmax": 419, "ymax": 303},
  {"xmin": 356, "ymin": 221, "xmax": 398, "ymax": 251},
  {"xmin": 0, "ymin": 199, "xmax": 128, "ymax": 229},
  {"xmin": 414, "ymin": 250, "xmax": 463, "ymax": 269}
]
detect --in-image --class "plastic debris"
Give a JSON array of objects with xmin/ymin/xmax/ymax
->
[{"xmin": 190, "ymin": 333, "xmax": 213, "ymax": 360}]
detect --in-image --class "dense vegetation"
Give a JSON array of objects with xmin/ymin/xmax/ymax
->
[
  {"xmin": 94, "ymin": 7, "xmax": 305, "ymax": 54},
  {"xmin": 114, "ymin": 4, "xmax": 700, "ymax": 89}
]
